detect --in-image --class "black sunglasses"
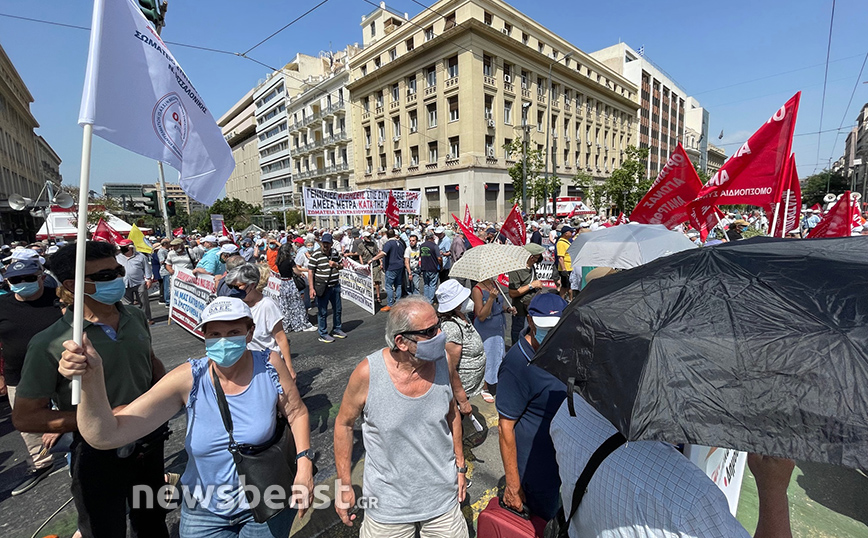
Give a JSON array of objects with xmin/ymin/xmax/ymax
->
[
  {"xmin": 400, "ymin": 321, "xmax": 441, "ymax": 339},
  {"xmin": 8, "ymin": 274, "xmax": 40, "ymax": 285},
  {"xmin": 85, "ymin": 265, "xmax": 126, "ymax": 282}
]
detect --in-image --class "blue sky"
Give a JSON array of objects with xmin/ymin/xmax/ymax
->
[{"xmin": 1, "ymin": 0, "xmax": 865, "ymax": 195}]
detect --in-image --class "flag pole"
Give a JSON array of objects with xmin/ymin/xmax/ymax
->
[
  {"xmin": 71, "ymin": 123, "xmax": 94, "ymax": 405},
  {"xmin": 780, "ymin": 191, "xmax": 790, "ymax": 238}
]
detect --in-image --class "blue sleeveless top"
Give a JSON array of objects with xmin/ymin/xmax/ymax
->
[{"xmin": 181, "ymin": 351, "xmax": 283, "ymax": 515}]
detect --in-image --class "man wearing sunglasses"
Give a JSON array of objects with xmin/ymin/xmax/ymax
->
[
  {"xmin": 334, "ymin": 296, "xmax": 468, "ymax": 537},
  {"xmin": 13, "ymin": 241, "xmax": 169, "ymax": 538},
  {"xmin": 116, "ymin": 239, "xmax": 155, "ymax": 325},
  {"xmin": 0, "ymin": 259, "xmax": 65, "ymax": 496}
]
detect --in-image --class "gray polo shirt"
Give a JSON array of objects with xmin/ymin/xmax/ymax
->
[{"xmin": 117, "ymin": 252, "xmax": 152, "ymax": 287}]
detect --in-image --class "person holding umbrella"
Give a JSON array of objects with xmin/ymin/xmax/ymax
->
[{"xmin": 471, "ymin": 277, "xmax": 514, "ymax": 403}]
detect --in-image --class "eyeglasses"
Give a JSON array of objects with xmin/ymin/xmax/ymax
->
[
  {"xmin": 8, "ymin": 274, "xmax": 40, "ymax": 285},
  {"xmin": 400, "ymin": 321, "xmax": 441, "ymax": 339},
  {"xmin": 85, "ymin": 265, "xmax": 125, "ymax": 282}
]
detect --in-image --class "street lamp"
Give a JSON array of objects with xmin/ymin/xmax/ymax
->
[
  {"xmin": 515, "ymin": 102, "xmax": 533, "ymax": 215},
  {"xmin": 543, "ymin": 52, "xmax": 572, "ymax": 218}
]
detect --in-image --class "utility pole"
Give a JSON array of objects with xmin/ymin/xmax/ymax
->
[
  {"xmin": 520, "ymin": 101, "xmax": 532, "ymax": 215},
  {"xmin": 543, "ymin": 52, "xmax": 571, "ymax": 219}
]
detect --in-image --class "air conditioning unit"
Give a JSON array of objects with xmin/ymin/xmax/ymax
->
[
  {"xmin": 564, "ymin": 135, "xmax": 570, "ymax": 141},
  {"xmin": 378, "ymin": 167, "xmax": 386, "ymax": 172},
  {"xmin": 502, "ymin": 28, "xmax": 510, "ymax": 34},
  {"xmin": 487, "ymin": 148, "xmax": 495, "ymax": 157},
  {"xmin": 587, "ymin": 141, "xmax": 592, "ymax": 146},
  {"xmin": 378, "ymin": 137, "xmax": 385, "ymax": 145},
  {"xmin": 365, "ymin": 142, "xmax": 371, "ymax": 149},
  {"xmin": 410, "ymin": 127, "xmax": 418, "ymax": 133},
  {"xmin": 393, "ymin": 136, "xmax": 401, "ymax": 142},
  {"xmin": 504, "ymin": 74, "xmax": 512, "ymax": 83},
  {"xmin": 596, "ymin": 143, "xmax": 601, "ymax": 148},
  {"xmin": 552, "ymin": 133, "xmax": 558, "ymax": 139},
  {"xmin": 521, "ymin": 82, "xmax": 528, "ymax": 89},
  {"xmin": 411, "ymin": 159, "xmax": 418, "ymax": 166},
  {"xmin": 447, "ymin": 153, "xmax": 455, "ymax": 159},
  {"xmin": 487, "ymin": 119, "xmax": 496, "ymax": 128}
]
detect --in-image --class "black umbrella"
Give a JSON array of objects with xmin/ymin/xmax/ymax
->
[{"xmin": 532, "ymin": 236, "xmax": 868, "ymax": 469}]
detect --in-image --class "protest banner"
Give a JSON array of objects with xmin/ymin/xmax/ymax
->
[
  {"xmin": 630, "ymin": 144, "xmax": 701, "ymax": 229},
  {"xmin": 169, "ymin": 268, "xmax": 217, "ymax": 338},
  {"xmin": 262, "ymin": 272, "xmax": 283, "ymax": 304},
  {"xmin": 340, "ymin": 257, "xmax": 375, "ymax": 314},
  {"xmin": 501, "ymin": 204, "xmax": 527, "ymax": 246},
  {"xmin": 683, "ymin": 445, "xmax": 747, "ymax": 516},
  {"xmin": 303, "ymin": 187, "xmax": 421, "ymax": 217},
  {"xmin": 210, "ymin": 214, "xmax": 224, "ymax": 234}
]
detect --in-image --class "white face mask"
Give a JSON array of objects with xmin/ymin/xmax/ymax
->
[{"xmin": 461, "ymin": 297, "xmax": 475, "ymax": 314}]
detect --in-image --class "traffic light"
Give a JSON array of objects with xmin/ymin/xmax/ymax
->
[
  {"xmin": 138, "ymin": 0, "xmax": 166, "ymax": 30},
  {"xmin": 166, "ymin": 200, "xmax": 176, "ymax": 217},
  {"xmin": 143, "ymin": 190, "xmax": 159, "ymax": 216}
]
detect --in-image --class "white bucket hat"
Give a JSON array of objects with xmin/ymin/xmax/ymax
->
[
  {"xmin": 195, "ymin": 297, "xmax": 252, "ymax": 331},
  {"xmin": 435, "ymin": 280, "xmax": 471, "ymax": 313}
]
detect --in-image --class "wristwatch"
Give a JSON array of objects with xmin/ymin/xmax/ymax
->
[
  {"xmin": 456, "ymin": 465, "xmax": 468, "ymax": 474},
  {"xmin": 296, "ymin": 449, "xmax": 315, "ymax": 462}
]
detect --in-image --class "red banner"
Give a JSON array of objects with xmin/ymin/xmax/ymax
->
[
  {"xmin": 688, "ymin": 205, "xmax": 725, "ymax": 242},
  {"xmin": 807, "ymin": 191, "xmax": 854, "ymax": 238},
  {"xmin": 689, "ymin": 92, "xmax": 800, "ymax": 219},
  {"xmin": 630, "ymin": 144, "xmax": 702, "ymax": 228},
  {"xmin": 221, "ymin": 222, "xmax": 237, "ymax": 244},
  {"xmin": 500, "ymin": 204, "xmax": 526, "ymax": 245},
  {"xmin": 463, "ymin": 204, "xmax": 472, "ymax": 227},
  {"xmin": 452, "ymin": 214, "xmax": 485, "ymax": 247},
  {"xmin": 386, "ymin": 190, "xmax": 400, "ymax": 227},
  {"xmin": 173, "ymin": 226, "xmax": 185, "ymax": 237},
  {"xmin": 92, "ymin": 218, "xmax": 125, "ymax": 244},
  {"xmin": 768, "ymin": 155, "xmax": 801, "ymax": 237}
]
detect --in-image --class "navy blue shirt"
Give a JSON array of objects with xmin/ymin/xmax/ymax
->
[
  {"xmin": 497, "ymin": 335, "xmax": 567, "ymax": 502},
  {"xmin": 419, "ymin": 240, "xmax": 441, "ymax": 273},
  {"xmin": 381, "ymin": 239, "xmax": 406, "ymax": 272}
]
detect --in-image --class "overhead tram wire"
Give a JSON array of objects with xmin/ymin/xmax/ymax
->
[
  {"xmin": 814, "ymin": 0, "xmax": 836, "ymax": 173},
  {"xmin": 240, "ymin": 0, "xmax": 331, "ymax": 56}
]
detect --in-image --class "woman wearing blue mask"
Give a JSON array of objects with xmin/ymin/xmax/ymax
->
[{"xmin": 57, "ymin": 296, "xmax": 314, "ymax": 538}]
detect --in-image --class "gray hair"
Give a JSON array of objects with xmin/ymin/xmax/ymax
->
[
  {"xmin": 225, "ymin": 263, "xmax": 261, "ymax": 287},
  {"xmin": 224, "ymin": 255, "xmax": 246, "ymax": 271},
  {"xmin": 385, "ymin": 296, "xmax": 434, "ymax": 350}
]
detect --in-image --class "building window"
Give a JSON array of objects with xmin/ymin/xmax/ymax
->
[
  {"xmin": 483, "ymin": 55, "xmax": 492, "ymax": 76},
  {"xmin": 447, "ymin": 56, "xmax": 459, "ymax": 78},
  {"xmin": 411, "ymin": 145, "xmax": 419, "ymax": 165},
  {"xmin": 394, "ymin": 150, "xmax": 402, "ymax": 169},
  {"xmin": 427, "ymin": 65, "xmax": 437, "ymax": 87},
  {"xmin": 374, "ymin": 57, "xmax": 381, "ymax": 69},
  {"xmin": 409, "ymin": 110, "xmax": 418, "ymax": 132},
  {"xmin": 503, "ymin": 62, "xmax": 512, "ymax": 80},
  {"xmin": 363, "ymin": 97, "xmax": 370, "ymax": 112},
  {"xmin": 484, "ymin": 95, "xmax": 493, "ymax": 120},
  {"xmin": 424, "ymin": 26, "xmax": 434, "ymax": 42},
  {"xmin": 445, "ymin": 11, "xmax": 456, "ymax": 29},
  {"xmin": 428, "ymin": 142, "xmax": 438, "ymax": 162},
  {"xmin": 376, "ymin": 91, "xmax": 384, "ymax": 108},
  {"xmin": 389, "ymin": 48, "xmax": 397, "ymax": 61},
  {"xmin": 522, "ymin": 32, "xmax": 529, "ymax": 45},
  {"xmin": 552, "ymin": 50, "xmax": 559, "ymax": 60},
  {"xmin": 537, "ymin": 110, "xmax": 544, "ymax": 131},
  {"xmin": 538, "ymin": 41, "xmax": 545, "ymax": 54},
  {"xmin": 370, "ymin": 21, "xmax": 376, "ymax": 37},
  {"xmin": 377, "ymin": 122, "xmax": 385, "ymax": 142},
  {"xmin": 366, "ymin": 156, "xmax": 373, "ymax": 173},
  {"xmin": 485, "ymin": 135, "xmax": 495, "ymax": 156},
  {"xmin": 364, "ymin": 126, "xmax": 371, "ymax": 146},
  {"xmin": 503, "ymin": 22, "xmax": 512, "ymax": 36},
  {"xmin": 392, "ymin": 116, "xmax": 401, "ymax": 137},
  {"xmin": 537, "ymin": 77, "xmax": 545, "ymax": 95},
  {"xmin": 392, "ymin": 83, "xmax": 400, "ymax": 102},
  {"xmin": 379, "ymin": 153, "xmax": 386, "ymax": 171},
  {"xmin": 448, "ymin": 96, "xmax": 459, "ymax": 121},
  {"xmin": 484, "ymin": 11, "xmax": 492, "ymax": 25},
  {"xmin": 449, "ymin": 137, "xmax": 460, "ymax": 158},
  {"xmin": 407, "ymin": 76, "xmax": 417, "ymax": 95},
  {"xmin": 427, "ymin": 103, "xmax": 437, "ymax": 127},
  {"xmin": 504, "ymin": 100, "xmax": 513, "ymax": 124},
  {"xmin": 521, "ymin": 70, "xmax": 529, "ymax": 89},
  {"xmin": 406, "ymin": 37, "xmax": 414, "ymax": 52}
]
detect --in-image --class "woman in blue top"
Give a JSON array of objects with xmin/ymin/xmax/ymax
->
[
  {"xmin": 57, "ymin": 297, "xmax": 314, "ymax": 538},
  {"xmin": 471, "ymin": 278, "xmax": 515, "ymax": 403}
]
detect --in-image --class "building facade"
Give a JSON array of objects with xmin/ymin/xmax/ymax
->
[
  {"xmin": 156, "ymin": 182, "xmax": 206, "ymax": 215},
  {"xmin": 347, "ymin": 0, "xmax": 638, "ymax": 220},
  {"xmin": 287, "ymin": 47, "xmax": 360, "ymax": 227},
  {"xmin": 592, "ymin": 43, "xmax": 707, "ymax": 179},
  {"xmin": 841, "ymin": 103, "xmax": 868, "ymax": 199},
  {"xmin": 707, "ymin": 144, "xmax": 726, "ymax": 176},
  {"xmin": 218, "ymin": 89, "xmax": 262, "ymax": 206},
  {"xmin": 0, "ymin": 43, "xmax": 61, "ymax": 243}
]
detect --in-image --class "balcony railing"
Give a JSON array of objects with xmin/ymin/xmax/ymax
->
[{"xmin": 323, "ymin": 101, "xmax": 345, "ymax": 115}]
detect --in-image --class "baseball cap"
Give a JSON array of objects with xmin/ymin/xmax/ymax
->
[
  {"xmin": 118, "ymin": 239, "xmax": 133, "ymax": 246},
  {"xmin": 10, "ymin": 248, "xmax": 46, "ymax": 265},
  {"xmin": 220, "ymin": 244, "xmax": 239, "ymax": 254},
  {"xmin": 523, "ymin": 243, "xmax": 546, "ymax": 255},
  {"xmin": 195, "ymin": 297, "xmax": 253, "ymax": 331},
  {"xmin": 434, "ymin": 226, "xmax": 445, "ymax": 234},
  {"xmin": 218, "ymin": 236, "xmax": 232, "ymax": 243},
  {"xmin": 560, "ymin": 226, "xmax": 575, "ymax": 233},
  {"xmin": 435, "ymin": 280, "xmax": 471, "ymax": 313},
  {"xmin": 293, "ymin": 237, "xmax": 304, "ymax": 244},
  {"xmin": 528, "ymin": 292, "xmax": 568, "ymax": 328},
  {"xmin": 321, "ymin": 233, "xmax": 334, "ymax": 243},
  {"xmin": 202, "ymin": 235, "xmax": 218, "ymax": 243},
  {"xmin": 170, "ymin": 238, "xmax": 185, "ymax": 246},
  {"xmin": 5, "ymin": 259, "xmax": 43, "ymax": 278}
]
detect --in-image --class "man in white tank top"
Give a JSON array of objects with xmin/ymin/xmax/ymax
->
[{"xmin": 333, "ymin": 296, "xmax": 469, "ymax": 537}]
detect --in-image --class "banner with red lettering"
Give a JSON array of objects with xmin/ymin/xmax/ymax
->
[
  {"xmin": 688, "ymin": 205, "xmax": 725, "ymax": 242},
  {"xmin": 92, "ymin": 218, "xmax": 125, "ymax": 244},
  {"xmin": 452, "ymin": 214, "xmax": 485, "ymax": 247},
  {"xmin": 807, "ymin": 191, "xmax": 853, "ymax": 238},
  {"xmin": 500, "ymin": 204, "xmax": 526, "ymax": 246},
  {"xmin": 173, "ymin": 226, "xmax": 184, "ymax": 237},
  {"xmin": 616, "ymin": 212, "xmax": 627, "ymax": 225},
  {"xmin": 631, "ymin": 144, "xmax": 702, "ymax": 228},
  {"xmin": 690, "ymin": 92, "xmax": 800, "ymax": 216},
  {"xmin": 463, "ymin": 204, "xmax": 472, "ymax": 227},
  {"xmin": 386, "ymin": 190, "xmax": 400, "ymax": 227},
  {"xmin": 768, "ymin": 155, "xmax": 801, "ymax": 237}
]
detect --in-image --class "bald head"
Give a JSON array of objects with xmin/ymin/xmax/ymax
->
[{"xmin": 385, "ymin": 296, "xmax": 437, "ymax": 350}]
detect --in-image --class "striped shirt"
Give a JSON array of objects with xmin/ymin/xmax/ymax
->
[{"xmin": 308, "ymin": 247, "xmax": 341, "ymax": 287}]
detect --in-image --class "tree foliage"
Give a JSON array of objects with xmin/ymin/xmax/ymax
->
[
  {"xmin": 580, "ymin": 146, "xmax": 651, "ymax": 214},
  {"xmin": 801, "ymin": 170, "xmax": 849, "ymax": 207},
  {"xmin": 190, "ymin": 197, "xmax": 262, "ymax": 231},
  {"xmin": 62, "ymin": 186, "xmax": 122, "ymax": 226},
  {"xmin": 503, "ymin": 139, "xmax": 545, "ymax": 210}
]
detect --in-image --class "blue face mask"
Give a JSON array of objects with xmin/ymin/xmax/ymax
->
[
  {"xmin": 411, "ymin": 331, "xmax": 447, "ymax": 362},
  {"xmin": 534, "ymin": 327, "xmax": 549, "ymax": 345},
  {"xmin": 205, "ymin": 335, "xmax": 248, "ymax": 367},
  {"xmin": 10, "ymin": 281, "xmax": 40, "ymax": 297},
  {"xmin": 85, "ymin": 277, "xmax": 126, "ymax": 305}
]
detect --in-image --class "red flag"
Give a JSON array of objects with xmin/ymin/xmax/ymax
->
[
  {"xmin": 807, "ymin": 191, "xmax": 853, "ymax": 238},
  {"xmin": 452, "ymin": 214, "xmax": 484, "ymax": 247},
  {"xmin": 690, "ymin": 92, "xmax": 800, "ymax": 217},
  {"xmin": 630, "ymin": 144, "xmax": 703, "ymax": 228},
  {"xmin": 500, "ymin": 204, "xmax": 526, "ymax": 245},
  {"xmin": 221, "ymin": 222, "xmax": 236, "ymax": 244},
  {"xmin": 386, "ymin": 191, "xmax": 400, "ymax": 227},
  {"xmin": 463, "ymin": 204, "xmax": 472, "ymax": 227},
  {"xmin": 92, "ymin": 218, "xmax": 125, "ymax": 244},
  {"xmin": 615, "ymin": 212, "xmax": 627, "ymax": 225},
  {"xmin": 768, "ymin": 155, "xmax": 801, "ymax": 237},
  {"xmin": 172, "ymin": 226, "xmax": 184, "ymax": 237},
  {"xmin": 810, "ymin": 203, "xmax": 821, "ymax": 212},
  {"xmin": 688, "ymin": 205, "xmax": 725, "ymax": 242},
  {"xmin": 852, "ymin": 199, "xmax": 864, "ymax": 229},
  {"xmin": 567, "ymin": 204, "xmax": 577, "ymax": 219}
]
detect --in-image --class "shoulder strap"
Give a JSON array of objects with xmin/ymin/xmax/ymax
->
[
  {"xmin": 186, "ymin": 248, "xmax": 196, "ymax": 266},
  {"xmin": 209, "ymin": 365, "xmax": 238, "ymax": 450},
  {"xmin": 563, "ymin": 432, "xmax": 626, "ymax": 532}
]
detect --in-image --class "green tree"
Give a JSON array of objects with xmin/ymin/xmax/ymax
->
[
  {"xmin": 63, "ymin": 187, "xmax": 122, "ymax": 226},
  {"xmin": 801, "ymin": 170, "xmax": 849, "ymax": 207},
  {"xmin": 571, "ymin": 169, "xmax": 603, "ymax": 213},
  {"xmin": 694, "ymin": 162, "xmax": 710, "ymax": 183},
  {"xmin": 269, "ymin": 209, "xmax": 304, "ymax": 229},
  {"xmin": 193, "ymin": 197, "xmax": 263, "ymax": 231},
  {"xmin": 595, "ymin": 146, "xmax": 651, "ymax": 214},
  {"xmin": 503, "ymin": 139, "xmax": 544, "ymax": 210}
]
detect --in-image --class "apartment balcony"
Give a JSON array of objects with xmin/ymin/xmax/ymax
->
[
  {"xmin": 424, "ymin": 85, "xmax": 437, "ymax": 97},
  {"xmin": 302, "ymin": 110, "xmax": 323, "ymax": 127},
  {"xmin": 522, "ymin": 88, "xmax": 531, "ymax": 99},
  {"xmin": 289, "ymin": 120, "xmax": 303, "ymax": 133},
  {"xmin": 407, "ymin": 91, "xmax": 417, "ymax": 104},
  {"xmin": 445, "ymin": 76, "xmax": 459, "ymax": 90},
  {"xmin": 323, "ymin": 131, "xmax": 349, "ymax": 147},
  {"xmin": 323, "ymin": 101, "xmax": 346, "ymax": 117}
]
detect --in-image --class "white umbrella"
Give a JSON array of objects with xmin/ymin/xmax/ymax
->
[
  {"xmin": 566, "ymin": 223, "xmax": 697, "ymax": 270},
  {"xmin": 449, "ymin": 243, "xmax": 530, "ymax": 283}
]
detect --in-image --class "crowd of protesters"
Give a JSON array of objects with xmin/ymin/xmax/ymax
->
[{"xmin": 1, "ymin": 201, "xmax": 862, "ymax": 538}]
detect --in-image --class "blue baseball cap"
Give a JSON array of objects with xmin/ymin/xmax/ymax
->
[
  {"xmin": 528, "ymin": 292, "xmax": 568, "ymax": 328},
  {"xmin": 321, "ymin": 233, "xmax": 334, "ymax": 243},
  {"xmin": 5, "ymin": 259, "xmax": 43, "ymax": 278}
]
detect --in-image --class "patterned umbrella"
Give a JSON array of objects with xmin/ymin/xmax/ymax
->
[{"xmin": 449, "ymin": 243, "xmax": 530, "ymax": 282}]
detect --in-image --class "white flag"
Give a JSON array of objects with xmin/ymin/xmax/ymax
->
[{"xmin": 79, "ymin": 0, "xmax": 234, "ymax": 206}]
